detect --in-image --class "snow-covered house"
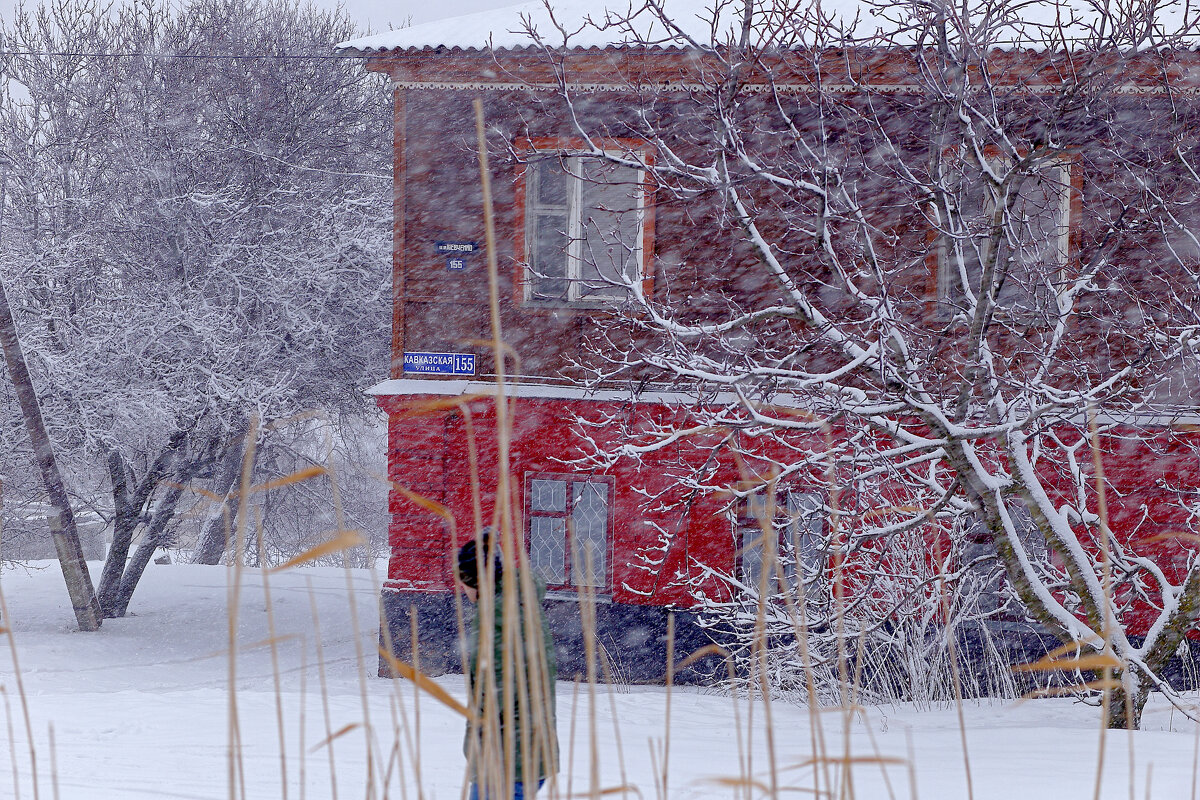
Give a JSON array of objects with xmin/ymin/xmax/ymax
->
[
  {"xmin": 334, "ymin": 0, "xmax": 792, "ymax": 680},
  {"xmin": 339, "ymin": 0, "xmax": 1200, "ymax": 683}
]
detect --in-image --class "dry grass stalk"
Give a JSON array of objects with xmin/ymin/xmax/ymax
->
[
  {"xmin": 662, "ymin": 613, "xmax": 674, "ymax": 800},
  {"xmin": 933, "ymin": 536, "xmax": 974, "ymax": 800},
  {"xmin": 2, "ymin": 685, "xmax": 21, "ymax": 800},
  {"xmin": 1088, "ymin": 405, "xmax": 1117, "ymax": 800},
  {"xmin": 306, "ymin": 575, "xmax": 341, "ymax": 800},
  {"xmin": 298, "ymin": 640, "xmax": 308, "ymax": 800},
  {"xmin": 593, "ymin": 637, "xmax": 632, "ymax": 799},
  {"xmin": 469, "ymin": 96, "xmax": 561, "ymax": 800},
  {"xmin": 377, "ymin": 650, "xmax": 475, "ymax": 719},
  {"xmin": 561, "ymin": 786, "xmax": 643, "ymax": 798},
  {"xmin": 732, "ymin": 455, "xmax": 831, "ymax": 799},
  {"xmin": 904, "ymin": 730, "xmax": 919, "ymax": 800},
  {"xmin": 409, "ymin": 613, "xmax": 425, "ymax": 800},
  {"xmin": 567, "ymin": 677, "xmax": 581, "ymax": 800},
  {"xmin": 210, "ymin": 411, "xmax": 376, "ymax": 800},
  {"xmin": 46, "ymin": 723, "xmax": 57, "ymax": 800},
  {"xmin": 254, "ymin": 506, "xmax": 291, "ymax": 800},
  {"xmin": 311, "ymin": 722, "xmax": 364, "ymax": 752},
  {"xmin": 225, "ymin": 413, "xmax": 259, "ymax": 800},
  {"xmin": 377, "ymin": 696, "xmax": 407, "ymax": 800},
  {"xmin": 576, "ymin": 545, "xmax": 603, "ymax": 800},
  {"xmin": 269, "ymin": 530, "xmax": 366, "ymax": 573},
  {"xmin": 1192, "ymin": 711, "xmax": 1200, "ymax": 800},
  {"xmin": 324, "ymin": 436, "xmax": 383, "ymax": 800},
  {"xmin": 786, "ymin": 756, "xmax": 906, "ymax": 770},
  {"xmin": 0, "ymin": 585, "xmax": 37, "ymax": 800}
]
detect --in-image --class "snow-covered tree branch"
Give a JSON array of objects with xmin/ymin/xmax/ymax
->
[
  {"xmin": 0, "ymin": 0, "xmax": 391, "ymax": 601},
  {"xmin": 523, "ymin": 0, "xmax": 1200, "ymax": 726}
]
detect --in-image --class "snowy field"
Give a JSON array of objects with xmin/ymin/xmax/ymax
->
[{"xmin": 1, "ymin": 561, "xmax": 1199, "ymax": 800}]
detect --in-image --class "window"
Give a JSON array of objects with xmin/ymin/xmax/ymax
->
[
  {"xmin": 962, "ymin": 500, "xmax": 1046, "ymax": 616},
  {"xmin": 1147, "ymin": 354, "xmax": 1200, "ymax": 409},
  {"xmin": 522, "ymin": 153, "xmax": 645, "ymax": 305},
  {"xmin": 938, "ymin": 161, "xmax": 1070, "ymax": 311},
  {"xmin": 735, "ymin": 489, "xmax": 825, "ymax": 595},
  {"xmin": 526, "ymin": 474, "xmax": 612, "ymax": 590}
]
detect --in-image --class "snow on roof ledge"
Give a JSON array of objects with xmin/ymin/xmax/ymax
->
[
  {"xmin": 337, "ymin": 0, "xmax": 660, "ymax": 54},
  {"xmin": 335, "ymin": 0, "xmax": 1199, "ymax": 55},
  {"xmin": 367, "ymin": 377, "xmax": 729, "ymax": 405},
  {"xmin": 366, "ymin": 377, "xmax": 794, "ymax": 406},
  {"xmin": 366, "ymin": 379, "xmax": 1200, "ymax": 426},
  {"xmin": 367, "ymin": 378, "xmax": 474, "ymax": 396},
  {"xmin": 367, "ymin": 378, "xmax": 660, "ymax": 402}
]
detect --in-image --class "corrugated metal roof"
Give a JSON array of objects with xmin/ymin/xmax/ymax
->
[
  {"xmin": 337, "ymin": 0, "xmax": 883, "ymax": 54},
  {"xmin": 335, "ymin": 0, "xmax": 1197, "ymax": 55}
]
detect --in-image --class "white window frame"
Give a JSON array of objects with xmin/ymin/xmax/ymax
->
[
  {"xmin": 937, "ymin": 159, "xmax": 1071, "ymax": 311},
  {"xmin": 523, "ymin": 152, "xmax": 645, "ymax": 306}
]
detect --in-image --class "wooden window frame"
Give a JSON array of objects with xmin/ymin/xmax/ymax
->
[
  {"xmin": 513, "ymin": 137, "xmax": 656, "ymax": 310},
  {"xmin": 524, "ymin": 471, "xmax": 616, "ymax": 594}
]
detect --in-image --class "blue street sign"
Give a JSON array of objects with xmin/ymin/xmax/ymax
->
[
  {"xmin": 434, "ymin": 241, "xmax": 479, "ymax": 254},
  {"xmin": 403, "ymin": 352, "xmax": 476, "ymax": 376},
  {"xmin": 446, "ymin": 256, "xmax": 466, "ymax": 271}
]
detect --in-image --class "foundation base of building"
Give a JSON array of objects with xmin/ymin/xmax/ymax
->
[{"xmin": 378, "ymin": 589, "xmax": 719, "ymax": 684}]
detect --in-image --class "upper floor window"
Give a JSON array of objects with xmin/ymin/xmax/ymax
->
[
  {"xmin": 522, "ymin": 152, "xmax": 646, "ymax": 305},
  {"xmin": 736, "ymin": 489, "xmax": 825, "ymax": 596},
  {"xmin": 526, "ymin": 473, "xmax": 612, "ymax": 591},
  {"xmin": 938, "ymin": 161, "xmax": 1070, "ymax": 312}
]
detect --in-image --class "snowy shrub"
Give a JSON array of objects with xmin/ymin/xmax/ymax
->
[{"xmin": 687, "ymin": 518, "xmax": 1029, "ymax": 708}]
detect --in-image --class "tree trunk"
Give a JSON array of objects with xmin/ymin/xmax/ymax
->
[
  {"xmin": 0, "ymin": 276, "xmax": 100, "ymax": 631},
  {"xmin": 96, "ymin": 449, "xmax": 135, "ymax": 616},
  {"xmin": 1108, "ymin": 672, "xmax": 1148, "ymax": 730},
  {"xmin": 97, "ymin": 435, "xmax": 187, "ymax": 617},
  {"xmin": 110, "ymin": 482, "xmax": 186, "ymax": 617},
  {"xmin": 193, "ymin": 426, "xmax": 250, "ymax": 565}
]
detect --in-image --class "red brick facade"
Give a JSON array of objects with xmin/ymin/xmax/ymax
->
[{"xmin": 365, "ymin": 46, "xmax": 1200, "ymax": 678}]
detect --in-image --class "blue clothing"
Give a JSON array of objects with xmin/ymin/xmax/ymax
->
[{"xmin": 468, "ymin": 778, "xmax": 545, "ymax": 800}]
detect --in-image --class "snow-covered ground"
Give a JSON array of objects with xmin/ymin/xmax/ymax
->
[{"xmin": 1, "ymin": 560, "xmax": 1198, "ymax": 799}]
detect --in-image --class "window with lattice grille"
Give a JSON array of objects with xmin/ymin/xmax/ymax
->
[
  {"xmin": 526, "ymin": 474, "xmax": 612, "ymax": 591},
  {"xmin": 735, "ymin": 489, "xmax": 825, "ymax": 596}
]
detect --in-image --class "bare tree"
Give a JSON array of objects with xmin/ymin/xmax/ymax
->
[
  {"xmin": 0, "ymin": 0, "xmax": 390, "ymax": 602},
  {"xmin": 520, "ymin": 0, "xmax": 1200, "ymax": 727},
  {"xmin": 0, "ymin": 274, "xmax": 100, "ymax": 629}
]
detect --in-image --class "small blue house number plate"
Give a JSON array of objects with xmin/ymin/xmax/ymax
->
[
  {"xmin": 435, "ymin": 241, "xmax": 478, "ymax": 272},
  {"xmin": 403, "ymin": 352, "xmax": 476, "ymax": 375}
]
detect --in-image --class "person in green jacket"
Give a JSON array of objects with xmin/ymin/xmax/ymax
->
[{"xmin": 457, "ymin": 530, "xmax": 558, "ymax": 800}]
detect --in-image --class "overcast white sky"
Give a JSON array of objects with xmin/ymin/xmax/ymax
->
[
  {"xmin": 338, "ymin": 0, "xmax": 518, "ymax": 33},
  {"xmin": 0, "ymin": 0, "xmax": 520, "ymax": 39}
]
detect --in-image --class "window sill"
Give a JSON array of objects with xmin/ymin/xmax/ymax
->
[
  {"xmin": 544, "ymin": 589, "xmax": 613, "ymax": 604},
  {"xmin": 521, "ymin": 299, "xmax": 627, "ymax": 312}
]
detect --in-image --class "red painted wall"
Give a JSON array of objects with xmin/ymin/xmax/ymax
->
[
  {"xmin": 379, "ymin": 385, "xmax": 1200, "ymax": 636},
  {"xmin": 378, "ymin": 391, "xmax": 737, "ymax": 606}
]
